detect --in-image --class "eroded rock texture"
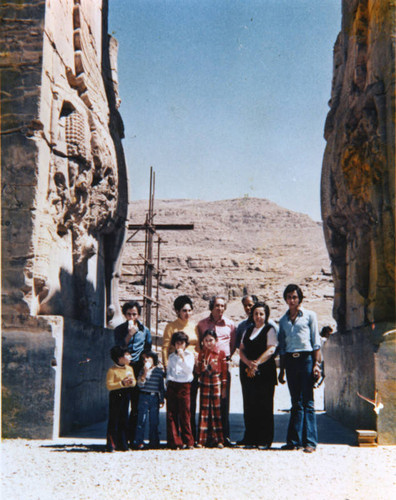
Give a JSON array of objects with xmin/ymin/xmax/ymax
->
[
  {"xmin": 1, "ymin": 0, "xmax": 127, "ymax": 437},
  {"xmin": 321, "ymin": 0, "xmax": 395, "ymax": 443},
  {"xmin": 1, "ymin": 0, "xmax": 128, "ymax": 326},
  {"xmin": 321, "ymin": 0, "xmax": 395, "ymax": 331}
]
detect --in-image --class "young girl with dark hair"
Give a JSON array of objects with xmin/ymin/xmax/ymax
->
[
  {"xmin": 166, "ymin": 331, "xmax": 195, "ymax": 449},
  {"xmin": 162, "ymin": 295, "xmax": 200, "ymax": 439},
  {"xmin": 196, "ymin": 330, "xmax": 227, "ymax": 448}
]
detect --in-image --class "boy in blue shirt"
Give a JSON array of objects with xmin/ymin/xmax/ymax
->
[{"xmin": 133, "ymin": 350, "xmax": 165, "ymax": 449}]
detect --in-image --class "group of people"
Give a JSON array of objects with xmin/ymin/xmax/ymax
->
[{"xmin": 106, "ymin": 284, "xmax": 322, "ymax": 454}]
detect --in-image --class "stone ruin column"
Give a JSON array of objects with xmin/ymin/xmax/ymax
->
[
  {"xmin": 1, "ymin": 0, "xmax": 128, "ymax": 437},
  {"xmin": 321, "ymin": 0, "xmax": 395, "ymax": 443}
]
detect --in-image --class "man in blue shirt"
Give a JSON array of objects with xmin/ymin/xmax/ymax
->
[
  {"xmin": 278, "ymin": 284, "xmax": 322, "ymax": 453},
  {"xmin": 114, "ymin": 301, "xmax": 152, "ymax": 446}
]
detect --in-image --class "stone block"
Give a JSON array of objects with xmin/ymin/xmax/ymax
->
[
  {"xmin": 324, "ymin": 326, "xmax": 376, "ymax": 431},
  {"xmin": 0, "ymin": 1, "xmax": 45, "ymax": 21},
  {"xmin": 1, "ymin": 183, "xmax": 36, "ymax": 210},
  {"xmin": 324, "ymin": 322, "xmax": 395, "ymax": 444},
  {"xmin": 1, "ymin": 134, "xmax": 39, "ymax": 184},
  {"xmin": 59, "ymin": 317, "xmax": 114, "ymax": 435},
  {"xmin": 1, "ymin": 210, "xmax": 34, "ymax": 247},
  {"xmin": 1, "ymin": 268, "xmax": 30, "ymax": 292},
  {"xmin": 1, "ymin": 303, "xmax": 32, "ymax": 319},
  {"xmin": 1, "ymin": 113, "xmax": 37, "ymax": 132},
  {"xmin": 0, "ymin": 69, "xmax": 22, "ymax": 93},
  {"xmin": 1, "ymin": 316, "xmax": 60, "ymax": 438},
  {"xmin": 1, "ymin": 94, "xmax": 40, "ymax": 117},
  {"xmin": 2, "ymin": 315, "xmax": 115, "ymax": 438},
  {"xmin": 1, "ymin": 245, "xmax": 35, "ymax": 269},
  {"xmin": 375, "ymin": 332, "xmax": 396, "ymax": 444},
  {"xmin": 356, "ymin": 430, "xmax": 377, "ymax": 446},
  {"xmin": 20, "ymin": 49, "xmax": 42, "ymax": 65}
]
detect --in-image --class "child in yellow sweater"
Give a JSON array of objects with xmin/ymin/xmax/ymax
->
[{"xmin": 106, "ymin": 346, "xmax": 136, "ymax": 452}]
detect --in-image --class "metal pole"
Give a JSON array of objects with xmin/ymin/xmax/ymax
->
[
  {"xmin": 125, "ymin": 167, "xmax": 194, "ymax": 346},
  {"xmin": 145, "ymin": 168, "xmax": 154, "ymax": 330},
  {"xmin": 155, "ymin": 236, "xmax": 161, "ymax": 348},
  {"xmin": 143, "ymin": 211, "xmax": 149, "ymax": 328}
]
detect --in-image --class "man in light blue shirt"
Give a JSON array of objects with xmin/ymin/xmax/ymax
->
[{"xmin": 278, "ymin": 284, "xmax": 322, "ymax": 453}]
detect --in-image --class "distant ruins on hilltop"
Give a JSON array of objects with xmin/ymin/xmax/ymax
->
[{"xmin": 2, "ymin": 0, "xmax": 128, "ymax": 437}]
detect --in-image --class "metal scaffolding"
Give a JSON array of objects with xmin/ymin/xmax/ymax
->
[{"xmin": 124, "ymin": 168, "xmax": 194, "ymax": 344}]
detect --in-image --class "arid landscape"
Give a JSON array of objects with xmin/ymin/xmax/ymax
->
[{"xmin": 119, "ymin": 198, "xmax": 335, "ymax": 333}]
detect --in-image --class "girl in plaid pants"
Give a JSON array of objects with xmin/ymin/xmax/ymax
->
[{"xmin": 196, "ymin": 329, "xmax": 227, "ymax": 448}]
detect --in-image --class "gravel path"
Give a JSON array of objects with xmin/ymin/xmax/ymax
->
[
  {"xmin": 2, "ymin": 370, "xmax": 394, "ymax": 499},
  {"xmin": 1, "ymin": 439, "xmax": 395, "ymax": 500}
]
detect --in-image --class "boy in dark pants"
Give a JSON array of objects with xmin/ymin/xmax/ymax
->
[
  {"xmin": 133, "ymin": 350, "xmax": 165, "ymax": 449},
  {"xmin": 106, "ymin": 346, "xmax": 136, "ymax": 452}
]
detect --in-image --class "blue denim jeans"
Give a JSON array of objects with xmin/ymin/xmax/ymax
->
[
  {"xmin": 134, "ymin": 392, "xmax": 160, "ymax": 447},
  {"xmin": 285, "ymin": 353, "xmax": 317, "ymax": 448}
]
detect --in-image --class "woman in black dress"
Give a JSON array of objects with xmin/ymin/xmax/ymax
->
[{"xmin": 239, "ymin": 301, "xmax": 278, "ymax": 449}]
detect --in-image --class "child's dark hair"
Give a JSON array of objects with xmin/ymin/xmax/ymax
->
[
  {"xmin": 141, "ymin": 349, "xmax": 159, "ymax": 366},
  {"xmin": 110, "ymin": 345, "xmax": 129, "ymax": 364},
  {"xmin": 320, "ymin": 326, "xmax": 333, "ymax": 338},
  {"xmin": 202, "ymin": 329, "xmax": 217, "ymax": 341},
  {"xmin": 171, "ymin": 331, "xmax": 190, "ymax": 346}
]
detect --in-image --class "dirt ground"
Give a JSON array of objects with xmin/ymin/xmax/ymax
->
[
  {"xmin": 1, "ymin": 438, "xmax": 395, "ymax": 500},
  {"xmin": 2, "ymin": 371, "xmax": 395, "ymax": 500}
]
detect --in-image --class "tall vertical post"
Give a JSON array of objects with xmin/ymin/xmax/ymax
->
[
  {"xmin": 145, "ymin": 167, "xmax": 154, "ymax": 329},
  {"xmin": 126, "ymin": 167, "xmax": 194, "ymax": 345},
  {"xmin": 155, "ymin": 236, "xmax": 161, "ymax": 344}
]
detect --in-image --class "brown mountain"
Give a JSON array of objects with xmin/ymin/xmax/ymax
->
[{"xmin": 119, "ymin": 198, "xmax": 334, "ymax": 330}]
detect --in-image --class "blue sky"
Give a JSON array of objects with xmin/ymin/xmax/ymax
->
[{"xmin": 109, "ymin": 0, "xmax": 341, "ymax": 221}]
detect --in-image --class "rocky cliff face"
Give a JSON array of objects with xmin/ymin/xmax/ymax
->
[
  {"xmin": 1, "ymin": 0, "xmax": 128, "ymax": 325},
  {"xmin": 1, "ymin": 0, "xmax": 126, "ymax": 438},
  {"xmin": 321, "ymin": 0, "xmax": 395, "ymax": 443},
  {"xmin": 321, "ymin": 0, "xmax": 395, "ymax": 331}
]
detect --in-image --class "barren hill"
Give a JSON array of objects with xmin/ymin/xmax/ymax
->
[{"xmin": 119, "ymin": 198, "xmax": 335, "ymax": 330}]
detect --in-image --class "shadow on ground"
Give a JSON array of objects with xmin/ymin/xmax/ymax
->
[
  {"xmin": 40, "ymin": 444, "xmax": 106, "ymax": 453},
  {"xmin": 55, "ymin": 411, "xmax": 356, "ymax": 452}
]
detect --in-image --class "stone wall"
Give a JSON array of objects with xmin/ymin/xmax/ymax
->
[
  {"xmin": 321, "ymin": 0, "xmax": 395, "ymax": 443},
  {"xmin": 2, "ymin": 316, "xmax": 62, "ymax": 438},
  {"xmin": 1, "ymin": 0, "xmax": 45, "ymax": 317},
  {"xmin": 1, "ymin": 0, "xmax": 128, "ymax": 437}
]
